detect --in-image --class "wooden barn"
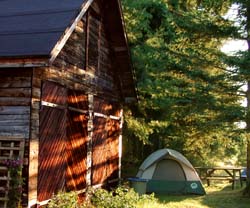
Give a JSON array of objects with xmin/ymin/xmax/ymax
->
[{"xmin": 0, "ymin": 0, "xmax": 137, "ymax": 207}]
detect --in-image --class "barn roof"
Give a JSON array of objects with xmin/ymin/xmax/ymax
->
[
  {"xmin": 0, "ymin": 0, "xmax": 87, "ymax": 57},
  {"xmin": 0, "ymin": 0, "xmax": 137, "ymax": 102}
]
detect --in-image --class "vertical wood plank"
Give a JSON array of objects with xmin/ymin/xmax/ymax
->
[
  {"xmin": 37, "ymin": 81, "xmax": 68, "ymax": 202},
  {"xmin": 91, "ymin": 97, "xmax": 121, "ymax": 186},
  {"xmin": 67, "ymin": 90, "xmax": 88, "ymax": 191},
  {"xmin": 28, "ymin": 68, "xmax": 41, "ymax": 207},
  {"xmin": 38, "ymin": 106, "xmax": 67, "ymax": 202},
  {"xmin": 66, "ymin": 111, "xmax": 88, "ymax": 191},
  {"xmin": 86, "ymin": 94, "xmax": 93, "ymax": 186},
  {"xmin": 86, "ymin": 10, "xmax": 100, "ymax": 73}
]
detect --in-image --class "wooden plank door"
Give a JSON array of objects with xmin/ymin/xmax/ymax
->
[
  {"xmin": 38, "ymin": 81, "xmax": 67, "ymax": 202},
  {"xmin": 38, "ymin": 82, "xmax": 89, "ymax": 201},
  {"xmin": 38, "ymin": 106, "xmax": 67, "ymax": 202},
  {"xmin": 66, "ymin": 90, "xmax": 88, "ymax": 191},
  {"xmin": 91, "ymin": 98, "xmax": 120, "ymax": 186}
]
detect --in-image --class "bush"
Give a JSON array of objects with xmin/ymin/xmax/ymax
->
[
  {"xmin": 90, "ymin": 186, "xmax": 157, "ymax": 208},
  {"xmin": 47, "ymin": 191, "xmax": 79, "ymax": 208},
  {"xmin": 4, "ymin": 159, "xmax": 23, "ymax": 208},
  {"xmin": 47, "ymin": 186, "xmax": 157, "ymax": 208}
]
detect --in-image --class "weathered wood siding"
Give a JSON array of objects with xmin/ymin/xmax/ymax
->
[
  {"xmin": 50, "ymin": 5, "xmax": 120, "ymax": 100},
  {"xmin": 0, "ymin": 68, "xmax": 31, "ymax": 207},
  {"xmin": 29, "ymin": 2, "xmax": 120, "ymax": 102},
  {"xmin": 0, "ymin": 69, "xmax": 31, "ymax": 138}
]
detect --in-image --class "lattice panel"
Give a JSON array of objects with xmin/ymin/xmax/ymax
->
[{"xmin": 0, "ymin": 137, "xmax": 25, "ymax": 208}]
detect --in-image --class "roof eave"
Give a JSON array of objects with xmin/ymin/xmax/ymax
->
[{"xmin": 0, "ymin": 56, "xmax": 50, "ymax": 68}]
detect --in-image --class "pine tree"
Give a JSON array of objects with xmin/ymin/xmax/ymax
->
[
  {"xmin": 122, "ymin": 0, "xmax": 244, "ymax": 165},
  {"xmin": 227, "ymin": 0, "xmax": 250, "ymax": 196}
]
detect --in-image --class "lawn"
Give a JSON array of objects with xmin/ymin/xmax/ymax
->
[{"xmin": 136, "ymin": 183, "xmax": 250, "ymax": 208}]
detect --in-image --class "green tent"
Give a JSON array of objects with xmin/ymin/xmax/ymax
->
[{"xmin": 136, "ymin": 148, "xmax": 206, "ymax": 195}]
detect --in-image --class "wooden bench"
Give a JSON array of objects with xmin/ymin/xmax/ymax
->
[
  {"xmin": 206, "ymin": 176, "xmax": 233, "ymax": 183},
  {"xmin": 196, "ymin": 167, "xmax": 243, "ymax": 190}
]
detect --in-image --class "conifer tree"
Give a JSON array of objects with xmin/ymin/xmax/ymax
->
[
  {"xmin": 122, "ymin": 0, "xmax": 244, "ymax": 165},
  {"xmin": 227, "ymin": 0, "xmax": 250, "ymax": 196}
]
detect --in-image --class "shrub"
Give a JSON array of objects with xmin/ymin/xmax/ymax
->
[
  {"xmin": 4, "ymin": 159, "xmax": 23, "ymax": 208},
  {"xmin": 47, "ymin": 190, "xmax": 94, "ymax": 208},
  {"xmin": 47, "ymin": 186, "xmax": 157, "ymax": 208},
  {"xmin": 91, "ymin": 186, "xmax": 157, "ymax": 208},
  {"xmin": 47, "ymin": 191, "xmax": 79, "ymax": 208}
]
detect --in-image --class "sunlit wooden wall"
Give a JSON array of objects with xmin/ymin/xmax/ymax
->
[{"xmin": 37, "ymin": 82, "xmax": 121, "ymax": 202}]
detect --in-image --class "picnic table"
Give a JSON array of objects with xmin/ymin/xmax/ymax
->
[{"xmin": 195, "ymin": 167, "xmax": 243, "ymax": 190}]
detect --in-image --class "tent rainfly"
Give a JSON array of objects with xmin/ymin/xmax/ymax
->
[{"xmin": 136, "ymin": 148, "xmax": 206, "ymax": 195}]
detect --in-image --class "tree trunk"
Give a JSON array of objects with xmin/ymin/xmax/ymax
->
[
  {"xmin": 244, "ymin": 38, "xmax": 250, "ymax": 196},
  {"xmin": 242, "ymin": 0, "xmax": 250, "ymax": 195},
  {"xmin": 244, "ymin": 93, "xmax": 250, "ymax": 196}
]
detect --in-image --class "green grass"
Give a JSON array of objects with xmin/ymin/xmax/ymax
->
[{"xmin": 136, "ymin": 183, "xmax": 250, "ymax": 208}]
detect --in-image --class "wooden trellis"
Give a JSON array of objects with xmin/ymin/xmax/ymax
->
[{"xmin": 0, "ymin": 136, "xmax": 25, "ymax": 208}]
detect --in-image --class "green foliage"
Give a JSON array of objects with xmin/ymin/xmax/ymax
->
[
  {"xmin": 91, "ymin": 186, "xmax": 157, "ymax": 208},
  {"xmin": 4, "ymin": 159, "xmax": 23, "ymax": 208},
  {"xmin": 197, "ymin": 0, "xmax": 233, "ymax": 14},
  {"xmin": 46, "ymin": 185, "xmax": 250, "ymax": 208},
  {"xmin": 47, "ymin": 187, "xmax": 157, "ymax": 208},
  {"xmin": 124, "ymin": 109, "xmax": 154, "ymax": 144},
  {"xmin": 122, "ymin": 0, "xmax": 244, "ymax": 165},
  {"xmin": 227, "ymin": 0, "xmax": 250, "ymax": 195},
  {"xmin": 48, "ymin": 191, "xmax": 80, "ymax": 208}
]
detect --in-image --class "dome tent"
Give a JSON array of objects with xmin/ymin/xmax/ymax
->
[{"xmin": 136, "ymin": 148, "xmax": 205, "ymax": 195}]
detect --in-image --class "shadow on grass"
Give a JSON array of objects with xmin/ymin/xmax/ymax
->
[
  {"xmin": 201, "ymin": 183, "xmax": 250, "ymax": 208},
  {"xmin": 156, "ymin": 193, "xmax": 201, "ymax": 203},
  {"xmin": 154, "ymin": 183, "xmax": 250, "ymax": 208}
]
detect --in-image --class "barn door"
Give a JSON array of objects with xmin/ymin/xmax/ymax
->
[
  {"xmin": 38, "ymin": 82, "xmax": 88, "ymax": 202},
  {"xmin": 38, "ymin": 82, "xmax": 67, "ymax": 202},
  {"xmin": 91, "ymin": 97, "xmax": 121, "ymax": 185},
  {"xmin": 66, "ymin": 90, "xmax": 88, "ymax": 191}
]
